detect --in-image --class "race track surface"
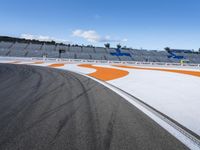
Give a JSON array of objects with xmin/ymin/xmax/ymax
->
[{"xmin": 0, "ymin": 64, "xmax": 188, "ymax": 150}]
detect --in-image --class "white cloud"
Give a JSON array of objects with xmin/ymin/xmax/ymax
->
[
  {"xmin": 72, "ymin": 30, "xmax": 100, "ymax": 42},
  {"xmin": 72, "ymin": 29, "xmax": 127, "ymax": 43},
  {"xmin": 20, "ymin": 34, "xmax": 70, "ymax": 44}
]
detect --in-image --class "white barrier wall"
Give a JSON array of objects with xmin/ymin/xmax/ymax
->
[{"xmin": 0, "ymin": 56, "xmax": 200, "ymax": 69}]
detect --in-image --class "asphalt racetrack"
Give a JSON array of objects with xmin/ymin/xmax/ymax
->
[{"xmin": 0, "ymin": 64, "xmax": 188, "ymax": 150}]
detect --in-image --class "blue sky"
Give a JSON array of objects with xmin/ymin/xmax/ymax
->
[{"xmin": 0, "ymin": 0, "xmax": 200, "ymax": 50}]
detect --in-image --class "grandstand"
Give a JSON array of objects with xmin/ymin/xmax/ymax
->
[{"xmin": 0, "ymin": 36, "xmax": 200, "ymax": 63}]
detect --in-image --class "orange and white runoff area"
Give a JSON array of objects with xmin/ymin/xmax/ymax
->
[{"xmin": 0, "ymin": 58, "xmax": 200, "ymax": 149}]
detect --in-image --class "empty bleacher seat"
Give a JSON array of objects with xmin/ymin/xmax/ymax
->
[
  {"xmin": 106, "ymin": 48, "xmax": 116, "ymax": 53},
  {"xmin": 76, "ymin": 53, "xmax": 91, "ymax": 59},
  {"xmin": 105, "ymin": 54, "xmax": 119, "ymax": 61},
  {"xmin": 27, "ymin": 50, "xmax": 44, "ymax": 57},
  {"xmin": 129, "ymin": 50, "xmax": 142, "ymax": 55},
  {"xmin": 69, "ymin": 46, "xmax": 82, "ymax": 52},
  {"xmin": 0, "ymin": 41, "xmax": 13, "ymax": 49},
  {"xmin": 82, "ymin": 47, "xmax": 94, "ymax": 53},
  {"xmin": 56, "ymin": 45, "xmax": 69, "ymax": 51},
  {"xmin": 95, "ymin": 47, "xmax": 107, "ymax": 53},
  {"xmin": 10, "ymin": 42, "xmax": 28, "ymax": 50},
  {"xmin": 26, "ymin": 43, "xmax": 42, "ymax": 50},
  {"xmin": 119, "ymin": 56, "xmax": 133, "ymax": 61},
  {"xmin": 9, "ymin": 50, "xmax": 27, "ymax": 57},
  {"xmin": 0, "ymin": 48, "xmax": 10, "ymax": 56},
  {"xmin": 42, "ymin": 44, "xmax": 56, "ymax": 51},
  {"xmin": 90, "ymin": 53, "xmax": 106, "ymax": 60},
  {"xmin": 132, "ymin": 55, "xmax": 146, "ymax": 61},
  {"xmin": 61, "ymin": 52, "xmax": 75, "ymax": 59},
  {"xmin": 120, "ymin": 49, "xmax": 131, "ymax": 54},
  {"xmin": 47, "ymin": 51, "xmax": 59, "ymax": 58}
]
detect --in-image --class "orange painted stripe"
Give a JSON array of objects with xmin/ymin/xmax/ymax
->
[
  {"xmin": 78, "ymin": 64, "xmax": 129, "ymax": 81},
  {"xmin": 31, "ymin": 61, "xmax": 44, "ymax": 64},
  {"xmin": 113, "ymin": 65, "xmax": 200, "ymax": 78},
  {"xmin": 49, "ymin": 63, "xmax": 65, "ymax": 68}
]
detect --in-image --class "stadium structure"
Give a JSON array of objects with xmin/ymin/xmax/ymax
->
[
  {"xmin": 0, "ymin": 36, "xmax": 200, "ymax": 150},
  {"xmin": 0, "ymin": 36, "xmax": 200, "ymax": 63}
]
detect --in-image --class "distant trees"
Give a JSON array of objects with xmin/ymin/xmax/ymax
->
[
  {"xmin": 122, "ymin": 46, "xmax": 127, "ymax": 49},
  {"xmin": 164, "ymin": 47, "xmax": 170, "ymax": 52},
  {"xmin": 104, "ymin": 43, "xmax": 110, "ymax": 49},
  {"xmin": 0, "ymin": 36, "xmax": 66, "ymax": 46},
  {"xmin": 86, "ymin": 45, "xmax": 94, "ymax": 48},
  {"xmin": 50, "ymin": 40, "xmax": 56, "ymax": 45},
  {"xmin": 117, "ymin": 44, "xmax": 121, "ymax": 49},
  {"xmin": 104, "ymin": 43, "xmax": 129, "ymax": 50}
]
